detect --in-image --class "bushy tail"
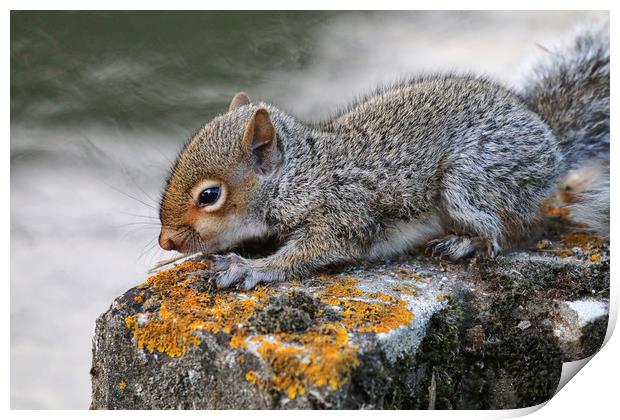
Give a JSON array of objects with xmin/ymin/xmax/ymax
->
[{"xmin": 521, "ymin": 24, "xmax": 610, "ymax": 235}]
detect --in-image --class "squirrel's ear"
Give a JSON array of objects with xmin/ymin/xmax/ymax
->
[
  {"xmin": 242, "ymin": 108, "xmax": 280, "ymax": 176},
  {"xmin": 229, "ymin": 92, "xmax": 250, "ymax": 112}
]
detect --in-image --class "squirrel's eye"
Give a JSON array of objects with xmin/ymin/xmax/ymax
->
[
  {"xmin": 198, "ymin": 187, "xmax": 221, "ymax": 207},
  {"xmin": 191, "ymin": 179, "xmax": 226, "ymax": 212}
]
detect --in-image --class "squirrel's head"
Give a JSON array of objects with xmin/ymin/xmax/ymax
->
[{"xmin": 158, "ymin": 92, "xmax": 281, "ymax": 254}]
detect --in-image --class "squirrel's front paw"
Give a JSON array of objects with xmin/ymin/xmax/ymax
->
[
  {"xmin": 211, "ymin": 253, "xmax": 246, "ymax": 272},
  {"xmin": 211, "ymin": 254, "xmax": 284, "ymax": 290}
]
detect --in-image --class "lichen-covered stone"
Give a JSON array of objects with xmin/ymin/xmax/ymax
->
[{"xmin": 91, "ymin": 232, "xmax": 609, "ymax": 409}]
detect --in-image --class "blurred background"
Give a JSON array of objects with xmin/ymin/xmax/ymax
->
[{"xmin": 10, "ymin": 10, "xmax": 608, "ymax": 409}]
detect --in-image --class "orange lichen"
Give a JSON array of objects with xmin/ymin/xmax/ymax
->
[
  {"xmin": 245, "ymin": 371, "xmax": 259, "ymax": 385},
  {"xmin": 367, "ymin": 292, "xmax": 395, "ymax": 302},
  {"xmin": 536, "ymin": 239, "xmax": 552, "ymax": 250},
  {"xmin": 124, "ymin": 308, "xmax": 202, "ymax": 357},
  {"xmin": 589, "ymin": 253, "xmax": 602, "ymax": 262},
  {"xmin": 255, "ymin": 324, "xmax": 359, "ymax": 399},
  {"xmin": 322, "ymin": 276, "xmax": 363, "ymax": 301},
  {"xmin": 318, "ymin": 277, "xmax": 414, "ymax": 334},
  {"xmin": 124, "ymin": 261, "xmax": 269, "ymax": 357},
  {"xmin": 561, "ymin": 233, "xmax": 605, "ymax": 250},
  {"xmin": 555, "ymin": 232, "xmax": 607, "ymax": 259},
  {"xmin": 118, "ymin": 379, "xmax": 126, "ymax": 391},
  {"xmin": 125, "ymin": 262, "xmax": 416, "ymax": 400},
  {"xmin": 392, "ymin": 283, "xmax": 417, "ymax": 297},
  {"xmin": 339, "ymin": 299, "xmax": 414, "ymax": 333},
  {"xmin": 391, "ymin": 268, "xmax": 422, "ymax": 280},
  {"xmin": 230, "ymin": 333, "xmax": 248, "ymax": 349}
]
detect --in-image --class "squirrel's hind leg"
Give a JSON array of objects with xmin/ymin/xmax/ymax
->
[{"xmin": 435, "ymin": 176, "xmax": 505, "ymax": 260}]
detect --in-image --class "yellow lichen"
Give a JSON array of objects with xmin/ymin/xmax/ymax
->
[
  {"xmin": 322, "ymin": 276, "xmax": 363, "ymax": 301},
  {"xmin": 230, "ymin": 333, "xmax": 248, "ymax": 349},
  {"xmin": 391, "ymin": 268, "xmax": 421, "ymax": 280},
  {"xmin": 341, "ymin": 299, "xmax": 414, "ymax": 333},
  {"xmin": 118, "ymin": 379, "xmax": 126, "ymax": 391},
  {"xmin": 589, "ymin": 253, "xmax": 602, "ymax": 262},
  {"xmin": 245, "ymin": 370, "xmax": 259, "ymax": 385},
  {"xmin": 124, "ymin": 261, "xmax": 268, "ymax": 357},
  {"xmin": 255, "ymin": 324, "xmax": 359, "ymax": 399},
  {"xmin": 125, "ymin": 262, "xmax": 416, "ymax": 400},
  {"xmin": 561, "ymin": 233, "xmax": 605, "ymax": 250},
  {"xmin": 318, "ymin": 277, "xmax": 414, "ymax": 334},
  {"xmin": 392, "ymin": 284, "xmax": 417, "ymax": 297},
  {"xmin": 368, "ymin": 292, "xmax": 396, "ymax": 302},
  {"xmin": 556, "ymin": 233, "xmax": 606, "ymax": 259}
]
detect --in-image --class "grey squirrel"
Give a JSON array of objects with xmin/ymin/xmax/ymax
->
[{"xmin": 158, "ymin": 26, "xmax": 609, "ymax": 290}]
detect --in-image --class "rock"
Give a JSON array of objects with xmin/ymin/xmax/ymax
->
[
  {"xmin": 517, "ymin": 320, "xmax": 532, "ymax": 330},
  {"xmin": 553, "ymin": 299, "xmax": 609, "ymax": 360},
  {"xmin": 90, "ymin": 232, "xmax": 609, "ymax": 409}
]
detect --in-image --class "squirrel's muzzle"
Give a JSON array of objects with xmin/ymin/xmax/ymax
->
[{"xmin": 159, "ymin": 227, "xmax": 179, "ymax": 251}]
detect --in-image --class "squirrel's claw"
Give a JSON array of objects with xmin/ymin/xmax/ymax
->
[
  {"xmin": 426, "ymin": 235, "xmax": 477, "ymax": 262},
  {"xmin": 211, "ymin": 253, "xmax": 250, "ymax": 289},
  {"xmin": 239, "ymin": 276, "xmax": 260, "ymax": 291},
  {"xmin": 215, "ymin": 264, "xmax": 249, "ymax": 289},
  {"xmin": 210, "ymin": 253, "xmax": 246, "ymax": 272},
  {"xmin": 215, "ymin": 267, "xmax": 282, "ymax": 291},
  {"xmin": 211, "ymin": 253, "xmax": 283, "ymax": 290},
  {"xmin": 479, "ymin": 241, "xmax": 501, "ymax": 260},
  {"xmin": 426, "ymin": 235, "xmax": 502, "ymax": 262}
]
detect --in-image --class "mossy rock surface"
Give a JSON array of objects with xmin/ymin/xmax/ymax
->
[{"xmin": 90, "ymin": 233, "xmax": 609, "ymax": 409}]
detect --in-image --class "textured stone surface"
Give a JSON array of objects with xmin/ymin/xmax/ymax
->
[{"xmin": 90, "ymin": 232, "xmax": 609, "ymax": 409}]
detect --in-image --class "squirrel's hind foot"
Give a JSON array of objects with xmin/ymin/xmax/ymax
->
[
  {"xmin": 426, "ymin": 235, "xmax": 500, "ymax": 262},
  {"xmin": 426, "ymin": 235, "xmax": 476, "ymax": 261}
]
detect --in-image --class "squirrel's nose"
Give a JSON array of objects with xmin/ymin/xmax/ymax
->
[{"xmin": 159, "ymin": 228, "xmax": 178, "ymax": 251}]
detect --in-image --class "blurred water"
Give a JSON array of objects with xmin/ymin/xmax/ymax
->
[{"xmin": 10, "ymin": 10, "xmax": 607, "ymax": 409}]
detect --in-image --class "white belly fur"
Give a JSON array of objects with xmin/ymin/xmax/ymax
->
[{"xmin": 367, "ymin": 215, "xmax": 444, "ymax": 260}]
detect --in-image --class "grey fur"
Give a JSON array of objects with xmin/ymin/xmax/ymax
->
[
  {"xmin": 521, "ymin": 25, "xmax": 609, "ymax": 169},
  {"xmin": 161, "ymin": 27, "xmax": 610, "ymax": 289},
  {"xmin": 521, "ymin": 25, "xmax": 610, "ymax": 234}
]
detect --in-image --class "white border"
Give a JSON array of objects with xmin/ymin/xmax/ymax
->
[{"xmin": 4, "ymin": 1, "xmax": 617, "ymax": 418}]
